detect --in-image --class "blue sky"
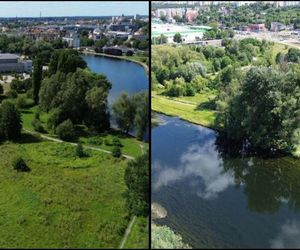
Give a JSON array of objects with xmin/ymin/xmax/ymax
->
[{"xmin": 0, "ymin": 1, "xmax": 149, "ymax": 17}]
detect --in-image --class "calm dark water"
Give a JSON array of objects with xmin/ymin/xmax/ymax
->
[
  {"xmin": 82, "ymin": 54, "xmax": 148, "ymax": 104},
  {"xmin": 152, "ymin": 113, "xmax": 300, "ymax": 249}
]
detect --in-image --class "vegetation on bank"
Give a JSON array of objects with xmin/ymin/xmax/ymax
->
[
  {"xmin": 152, "ymin": 39, "xmax": 300, "ymax": 155},
  {"xmin": 152, "ymin": 224, "xmax": 191, "ymax": 249}
]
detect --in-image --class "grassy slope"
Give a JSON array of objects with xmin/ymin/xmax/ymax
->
[
  {"xmin": 152, "ymin": 91, "xmax": 217, "ymax": 128},
  {"xmin": 20, "ymin": 102, "xmax": 147, "ymax": 158},
  {"xmin": 0, "ymin": 136, "xmax": 130, "ymax": 248},
  {"xmin": 124, "ymin": 216, "xmax": 149, "ymax": 249}
]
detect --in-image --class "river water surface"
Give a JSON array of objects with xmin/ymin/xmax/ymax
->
[
  {"xmin": 82, "ymin": 54, "xmax": 148, "ymax": 104},
  {"xmin": 152, "ymin": 113, "xmax": 300, "ymax": 249}
]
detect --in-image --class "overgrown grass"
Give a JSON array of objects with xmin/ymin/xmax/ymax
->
[
  {"xmin": 0, "ymin": 136, "xmax": 131, "ymax": 248},
  {"xmin": 124, "ymin": 216, "xmax": 149, "ymax": 249}
]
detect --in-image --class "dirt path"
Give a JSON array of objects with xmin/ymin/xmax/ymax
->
[
  {"xmin": 119, "ymin": 216, "xmax": 136, "ymax": 249},
  {"xmin": 152, "ymin": 94, "xmax": 197, "ymax": 107},
  {"xmin": 23, "ymin": 129, "xmax": 134, "ymax": 160}
]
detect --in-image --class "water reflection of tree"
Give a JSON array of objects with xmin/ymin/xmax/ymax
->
[{"xmin": 215, "ymin": 134, "xmax": 300, "ymax": 214}]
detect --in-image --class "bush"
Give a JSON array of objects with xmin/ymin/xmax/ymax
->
[
  {"xmin": 16, "ymin": 95, "xmax": 27, "ymax": 109},
  {"xmin": 12, "ymin": 157, "xmax": 30, "ymax": 172},
  {"xmin": 112, "ymin": 145, "xmax": 121, "ymax": 158},
  {"xmin": 75, "ymin": 143, "xmax": 86, "ymax": 157},
  {"xmin": 55, "ymin": 119, "xmax": 76, "ymax": 141},
  {"xmin": 31, "ymin": 118, "xmax": 45, "ymax": 133},
  {"xmin": 88, "ymin": 136, "xmax": 103, "ymax": 145},
  {"xmin": 6, "ymin": 89, "xmax": 18, "ymax": 99},
  {"xmin": 112, "ymin": 137, "xmax": 122, "ymax": 147},
  {"xmin": 104, "ymin": 138, "xmax": 111, "ymax": 146}
]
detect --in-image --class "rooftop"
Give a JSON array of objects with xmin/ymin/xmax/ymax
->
[{"xmin": 0, "ymin": 53, "xmax": 19, "ymax": 60}]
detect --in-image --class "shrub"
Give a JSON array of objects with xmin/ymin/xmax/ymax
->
[
  {"xmin": 104, "ymin": 138, "xmax": 111, "ymax": 146},
  {"xmin": 55, "ymin": 119, "xmax": 76, "ymax": 141},
  {"xmin": 6, "ymin": 89, "xmax": 18, "ymax": 99},
  {"xmin": 112, "ymin": 137, "xmax": 122, "ymax": 147},
  {"xmin": 75, "ymin": 143, "xmax": 86, "ymax": 157},
  {"xmin": 88, "ymin": 136, "xmax": 103, "ymax": 145},
  {"xmin": 31, "ymin": 118, "xmax": 45, "ymax": 133},
  {"xmin": 12, "ymin": 157, "xmax": 30, "ymax": 172},
  {"xmin": 112, "ymin": 145, "xmax": 121, "ymax": 158},
  {"xmin": 16, "ymin": 95, "xmax": 27, "ymax": 109}
]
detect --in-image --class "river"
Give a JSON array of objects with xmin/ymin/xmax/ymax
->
[
  {"xmin": 82, "ymin": 54, "xmax": 148, "ymax": 104},
  {"xmin": 152, "ymin": 113, "xmax": 300, "ymax": 249}
]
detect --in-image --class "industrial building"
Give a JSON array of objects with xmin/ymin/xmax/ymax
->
[
  {"xmin": 0, "ymin": 54, "xmax": 32, "ymax": 73},
  {"xmin": 152, "ymin": 19, "xmax": 212, "ymax": 43}
]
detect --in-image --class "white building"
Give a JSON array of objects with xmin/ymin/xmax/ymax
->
[{"xmin": 62, "ymin": 32, "xmax": 80, "ymax": 48}]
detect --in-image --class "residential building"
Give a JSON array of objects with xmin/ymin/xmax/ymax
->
[{"xmin": 62, "ymin": 32, "xmax": 80, "ymax": 48}]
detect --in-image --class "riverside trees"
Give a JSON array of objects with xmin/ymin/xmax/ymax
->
[
  {"xmin": 152, "ymin": 38, "xmax": 300, "ymax": 154},
  {"xmin": 112, "ymin": 91, "xmax": 149, "ymax": 140}
]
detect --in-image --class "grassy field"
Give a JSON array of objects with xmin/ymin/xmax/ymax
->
[
  {"xmin": 124, "ymin": 216, "xmax": 149, "ymax": 249},
  {"xmin": 20, "ymin": 100, "xmax": 147, "ymax": 158},
  {"xmin": 0, "ymin": 135, "xmax": 131, "ymax": 248},
  {"xmin": 271, "ymin": 42, "xmax": 290, "ymax": 60},
  {"xmin": 152, "ymin": 91, "xmax": 217, "ymax": 128}
]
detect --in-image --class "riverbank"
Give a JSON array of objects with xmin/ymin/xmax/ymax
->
[
  {"xmin": 81, "ymin": 50, "xmax": 149, "ymax": 75},
  {"xmin": 152, "ymin": 93, "xmax": 300, "ymax": 158},
  {"xmin": 152, "ymin": 91, "xmax": 217, "ymax": 130}
]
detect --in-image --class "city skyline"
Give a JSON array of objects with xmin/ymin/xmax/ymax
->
[{"xmin": 0, "ymin": 1, "xmax": 149, "ymax": 18}]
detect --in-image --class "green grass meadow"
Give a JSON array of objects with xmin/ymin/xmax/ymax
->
[{"xmin": 0, "ymin": 135, "xmax": 131, "ymax": 248}]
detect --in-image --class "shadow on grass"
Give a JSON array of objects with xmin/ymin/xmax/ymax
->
[
  {"xmin": 16, "ymin": 133, "xmax": 43, "ymax": 144},
  {"xmin": 21, "ymin": 110, "xmax": 33, "ymax": 114},
  {"xmin": 195, "ymin": 99, "xmax": 216, "ymax": 111}
]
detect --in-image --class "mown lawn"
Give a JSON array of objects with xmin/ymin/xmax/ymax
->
[
  {"xmin": 124, "ymin": 216, "xmax": 149, "ymax": 249},
  {"xmin": 152, "ymin": 92, "xmax": 217, "ymax": 128},
  {"xmin": 20, "ymin": 100, "xmax": 147, "ymax": 158},
  {"xmin": 0, "ymin": 135, "xmax": 131, "ymax": 248}
]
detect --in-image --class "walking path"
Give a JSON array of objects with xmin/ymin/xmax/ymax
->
[
  {"xmin": 119, "ymin": 216, "xmax": 136, "ymax": 249},
  {"xmin": 23, "ymin": 129, "xmax": 135, "ymax": 160}
]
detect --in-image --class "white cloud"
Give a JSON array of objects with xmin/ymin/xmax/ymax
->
[
  {"xmin": 152, "ymin": 137, "xmax": 235, "ymax": 199},
  {"xmin": 270, "ymin": 220, "xmax": 300, "ymax": 248}
]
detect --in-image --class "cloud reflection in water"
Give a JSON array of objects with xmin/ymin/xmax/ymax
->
[
  {"xmin": 153, "ymin": 133, "xmax": 235, "ymax": 199},
  {"xmin": 270, "ymin": 220, "xmax": 300, "ymax": 248}
]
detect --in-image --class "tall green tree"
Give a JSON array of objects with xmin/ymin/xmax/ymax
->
[
  {"xmin": 0, "ymin": 101, "xmax": 22, "ymax": 140},
  {"xmin": 124, "ymin": 151, "xmax": 149, "ymax": 216},
  {"xmin": 132, "ymin": 92, "xmax": 149, "ymax": 140},
  {"xmin": 112, "ymin": 92, "xmax": 136, "ymax": 134},
  {"xmin": 32, "ymin": 56, "xmax": 43, "ymax": 104}
]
